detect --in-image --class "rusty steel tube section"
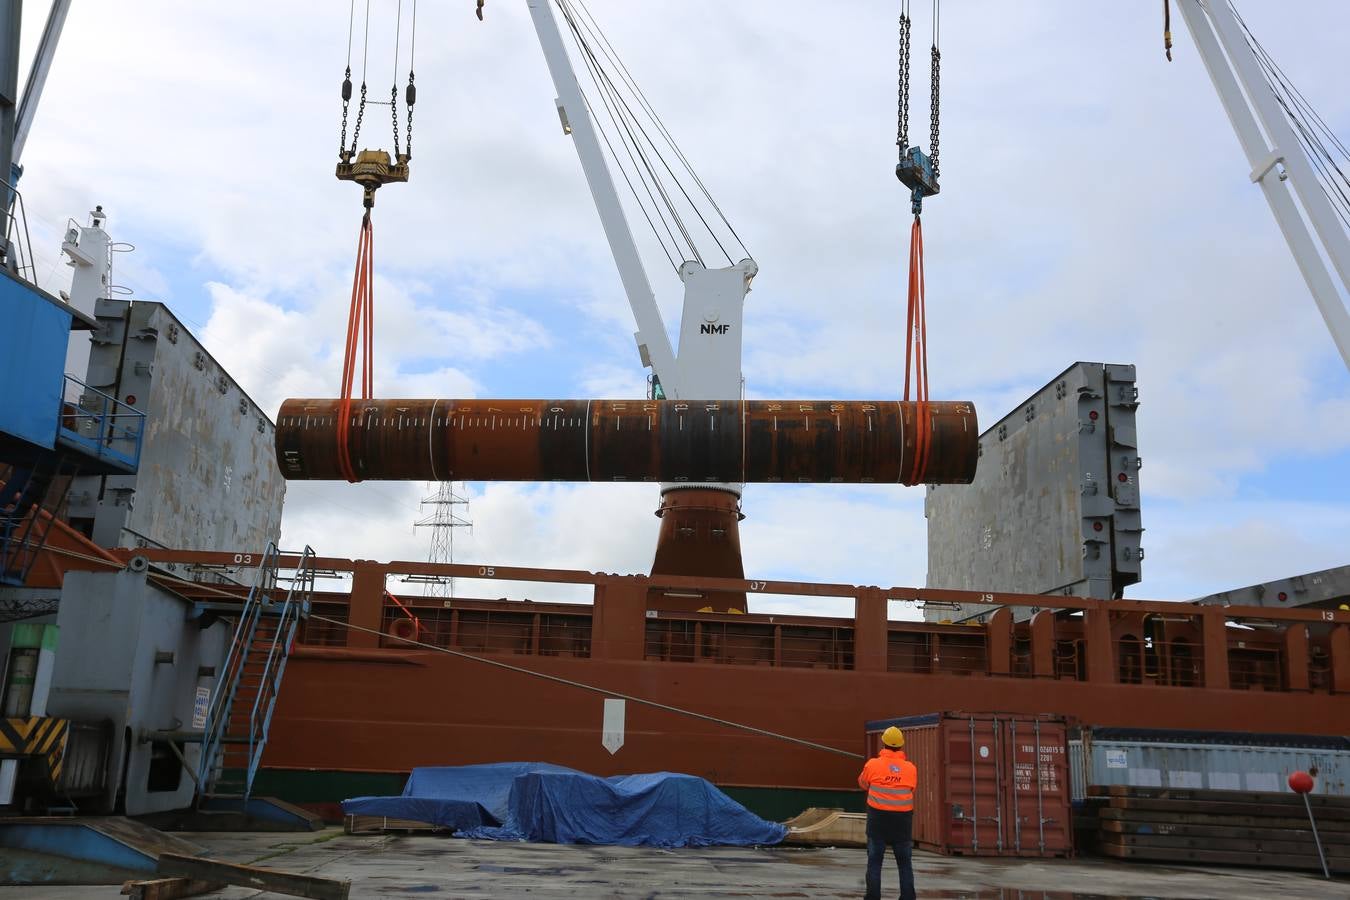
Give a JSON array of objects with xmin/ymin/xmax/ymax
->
[{"xmin": 274, "ymin": 398, "xmax": 978, "ymax": 485}]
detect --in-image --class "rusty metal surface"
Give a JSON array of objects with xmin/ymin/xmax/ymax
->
[
  {"xmin": 926, "ymin": 362, "xmax": 1142, "ymax": 621},
  {"xmin": 40, "ymin": 545, "xmax": 1350, "ymax": 799},
  {"xmin": 649, "ymin": 488, "xmax": 747, "ymax": 613},
  {"xmin": 274, "ymin": 398, "xmax": 978, "ymax": 485},
  {"xmin": 70, "ymin": 302, "xmax": 285, "ymax": 556},
  {"xmin": 866, "ymin": 713, "xmax": 1072, "ymax": 858}
]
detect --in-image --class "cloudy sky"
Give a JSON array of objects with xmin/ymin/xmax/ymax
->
[{"xmin": 17, "ymin": 1, "xmax": 1350, "ymax": 613}]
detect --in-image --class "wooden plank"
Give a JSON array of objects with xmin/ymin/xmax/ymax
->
[
  {"xmin": 157, "ymin": 853, "xmax": 349, "ymax": 900},
  {"xmin": 782, "ymin": 808, "xmax": 868, "ymax": 848},
  {"xmin": 1099, "ymin": 829, "xmax": 1349, "ymax": 858},
  {"xmin": 1099, "ymin": 816, "xmax": 1350, "ymax": 846},
  {"xmin": 344, "ymin": 814, "xmax": 447, "ymax": 835},
  {"xmin": 1099, "ymin": 805, "xmax": 1350, "ymax": 832},
  {"xmin": 1106, "ymin": 796, "xmax": 1350, "ymax": 820},
  {"xmin": 1099, "ymin": 840, "xmax": 1345, "ymax": 872},
  {"xmin": 1091, "ymin": 784, "xmax": 1350, "ymax": 810},
  {"xmin": 120, "ymin": 878, "xmax": 220, "ymax": 900}
]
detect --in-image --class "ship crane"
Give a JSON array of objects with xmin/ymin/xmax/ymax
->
[
  {"xmin": 278, "ymin": 0, "xmax": 982, "ymax": 613},
  {"xmin": 1175, "ymin": 1, "xmax": 1350, "ymax": 372},
  {"xmin": 522, "ymin": 0, "xmax": 760, "ymax": 605},
  {"xmin": 527, "ymin": 0, "xmax": 1350, "ymax": 383},
  {"xmin": 279, "ymin": 1, "xmax": 1350, "ymax": 611}
]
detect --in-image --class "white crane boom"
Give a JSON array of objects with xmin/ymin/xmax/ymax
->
[
  {"xmin": 524, "ymin": 0, "xmax": 756, "ymax": 408},
  {"xmin": 524, "ymin": 0, "xmax": 681, "ymax": 395},
  {"xmin": 1179, "ymin": 0, "xmax": 1350, "ymax": 372}
]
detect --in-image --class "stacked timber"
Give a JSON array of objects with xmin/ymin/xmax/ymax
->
[
  {"xmin": 1093, "ymin": 785, "xmax": 1350, "ymax": 872},
  {"xmin": 782, "ymin": 808, "xmax": 867, "ymax": 847}
]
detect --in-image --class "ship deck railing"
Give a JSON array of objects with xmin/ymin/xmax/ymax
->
[{"xmin": 69, "ymin": 548, "xmax": 1350, "ymax": 697}]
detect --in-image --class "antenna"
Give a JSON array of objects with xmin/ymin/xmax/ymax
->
[{"xmin": 414, "ymin": 481, "xmax": 471, "ymax": 597}]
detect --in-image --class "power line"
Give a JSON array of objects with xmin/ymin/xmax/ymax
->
[
  {"xmin": 414, "ymin": 481, "xmax": 472, "ymax": 598},
  {"xmin": 309, "ymin": 613, "xmax": 864, "ymax": 761}
]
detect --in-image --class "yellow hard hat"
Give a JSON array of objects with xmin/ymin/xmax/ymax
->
[{"xmin": 882, "ymin": 726, "xmax": 905, "ymax": 748}]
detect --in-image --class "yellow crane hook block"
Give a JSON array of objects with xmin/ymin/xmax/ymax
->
[{"xmin": 337, "ymin": 149, "xmax": 409, "ymax": 209}]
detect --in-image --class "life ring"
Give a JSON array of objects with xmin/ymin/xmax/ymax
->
[{"xmin": 389, "ymin": 616, "xmax": 418, "ymax": 642}]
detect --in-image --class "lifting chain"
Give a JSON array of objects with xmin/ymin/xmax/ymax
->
[
  {"xmin": 896, "ymin": 7, "xmax": 911, "ymax": 154},
  {"xmin": 391, "ymin": 84, "xmax": 401, "ymax": 158},
  {"xmin": 929, "ymin": 44, "xmax": 941, "ymax": 178},
  {"xmin": 350, "ymin": 80, "xmax": 368, "ymax": 158},
  {"xmin": 339, "ymin": 67, "xmax": 353, "ymax": 158},
  {"xmin": 405, "ymin": 71, "xmax": 416, "ymax": 159}
]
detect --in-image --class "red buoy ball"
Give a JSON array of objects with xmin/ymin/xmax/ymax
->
[{"xmin": 1288, "ymin": 770, "xmax": 1315, "ymax": 794}]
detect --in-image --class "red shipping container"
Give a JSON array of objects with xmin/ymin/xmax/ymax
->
[{"xmin": 863, "ymin": 712, "xmax": 1072, "ymax": 857}]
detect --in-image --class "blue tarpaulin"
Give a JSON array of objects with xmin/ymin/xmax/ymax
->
[{"xmin": 341, "ymin": 763, "xmax": 787, "ymax": 848}]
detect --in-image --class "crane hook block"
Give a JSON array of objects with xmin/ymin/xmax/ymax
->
[
  {"xmin": 336, "ymin": 148, "xmax": 410, "ymax": 208},
  {"xmin": 896, "ymin": 145, "xmax": 939, "ymax": 216}
]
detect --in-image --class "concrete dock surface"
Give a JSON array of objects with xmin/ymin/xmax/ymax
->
[{"xmin": 0, "ymin": 828, "xmax": 1343, "ymax": 898}]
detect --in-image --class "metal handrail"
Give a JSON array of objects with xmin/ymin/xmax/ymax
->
[
  {"xmin": 196, "ymin": 542, "xmax": 279, "ymax": 790},
  {"xmin": 57, "ymin": 375, "xmax": 146, "ymax": 469},
  {"xmin": 2, "ymin": 179, "xmax": 36, "ymax": 284},
  {"xmin": 244, "ymin": 545, "xmax": 314, "ymax": 800}
]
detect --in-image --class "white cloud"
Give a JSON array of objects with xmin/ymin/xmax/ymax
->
[
  {"xmin": 18, "ymin": 1, "xmax": 1350, "ymax": 608},
  {"xmin": 1143, "ymin": 499, "xmax": 1350, "ymax": 599}
]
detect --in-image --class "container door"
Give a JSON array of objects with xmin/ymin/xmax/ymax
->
[
  {"xmin": 943, "ymin": 715, "xmax": 1005, "ymax": 854},
  {"xmin": 1003, "ymin": 717, "xmax": 1072, "ymax": 856}
]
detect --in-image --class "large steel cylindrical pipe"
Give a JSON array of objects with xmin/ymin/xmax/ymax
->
[{"xmin": 274, "ymin": 398, "xmax": 978, "ymax": 485}]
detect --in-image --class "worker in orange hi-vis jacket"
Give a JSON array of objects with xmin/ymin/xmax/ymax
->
[{"xmin": 857, "ymin": 726, "xmax": 918, "ymax": 900}]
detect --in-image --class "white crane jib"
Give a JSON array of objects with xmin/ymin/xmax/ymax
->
[
  {"xmin": 1178, "ymin": 0, "xmax": 1350, "ymax": 372},
  {"xmin": 524, "ymin": 0, "xmax": 756, "ymax": 404}
]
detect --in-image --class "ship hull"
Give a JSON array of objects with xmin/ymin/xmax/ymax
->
[{"xmin": 263, "ymin": 643, "xmax": 1347, "ymax": 806}]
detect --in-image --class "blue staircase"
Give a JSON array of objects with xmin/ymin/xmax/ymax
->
[{"xmin": 197, "ymin": 543, "xmax": 315, "ymax": 804}]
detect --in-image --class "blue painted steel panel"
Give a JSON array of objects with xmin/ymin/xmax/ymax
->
[
  {"xmin": 0, "ymin": 822, "xmax": 156, "ymax": 873},
  {"xmin": 0, "ymin": 273, "xmax": 69, "ymax": 449}
]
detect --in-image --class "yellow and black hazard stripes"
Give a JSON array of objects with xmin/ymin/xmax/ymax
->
[{"xmin": 0, "ymin": 717, "xmax": 69, "ymax": 785}]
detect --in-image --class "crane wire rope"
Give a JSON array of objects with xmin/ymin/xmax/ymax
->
[
  {"xmin": 25, "ymin": 542, "xmax": 862, "ymax": 761},
  {"xmin": 347, "ymin": 0, "xmax": 371, "ymax": 158},
  {"xmin": 60, "ymin": 546, "xmax": 870, "ymax": 765},
  {"xmin": 556, "ymin": 0, "xmax": 699, "ymax": 267},
  {"xmin": 585, "ymin": 46, "xmax": 706, "ymax": 265},
  {"xmin": 309, "ymin": 613, "xmax": 866, "ymax": 761},
  {"xmin": 555, "ymin": 0, "xmax": 742, "ymax": 268},
  {"xmin": 563, "ymin": 5, "xmax": 692, "ymax": 267},
  {"xmin": 560, "ymin": 0, "xmax": 734, "ymax": 266},
  {"xmin": 562, "ymin": 2, "xmax": 707, "ymax": 265},
  {"xmin": 583, "ymin": 67, "xmax": 684, "ymax": 272},
  {"xmin": 569, "ymin": 0, "xmax": 751, "ymax": 263},
  {"xmin": 565, "ymin": 10, "xmax": 728, "ymax": 269},
  {"xmin": 1228, "ymin": 2, "xmax": 1350, "ymax": 231}
]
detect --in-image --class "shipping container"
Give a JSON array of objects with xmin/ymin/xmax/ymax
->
[
  {"xmin": 865, "ymin": 712, "xmax": 1072, "ymax": 858},
  {"xmin": 1068, "ymin": 727, "xmax": 1350, "ymax": 801}
]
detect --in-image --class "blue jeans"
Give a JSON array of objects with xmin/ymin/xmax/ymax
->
[{"xmin": 864, "ymin": 807, "xmax": 915, "ymax": 900}]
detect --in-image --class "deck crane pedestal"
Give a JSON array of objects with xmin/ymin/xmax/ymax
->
[{"xmin": 525, "ymin": 0, "xmax": 761, "ymax": 612}]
